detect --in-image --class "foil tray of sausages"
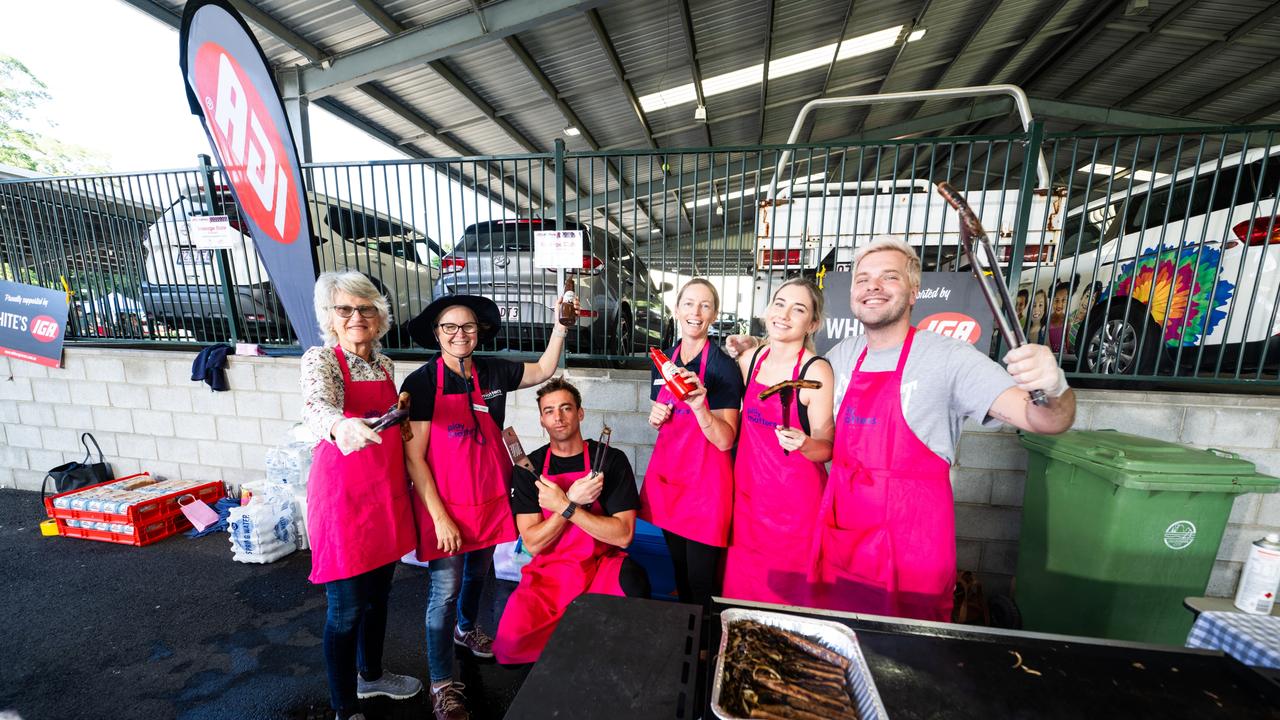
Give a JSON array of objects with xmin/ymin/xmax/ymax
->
[{"xmin": 711, "ymin": 608, "xmax": 888, "ymax": 720}]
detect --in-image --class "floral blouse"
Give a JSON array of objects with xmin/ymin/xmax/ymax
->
[{"xmin": 300, "ymin": 344, "xmax": 395, "ymax": 440}]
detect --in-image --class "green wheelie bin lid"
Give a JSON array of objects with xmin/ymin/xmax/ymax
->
[{"xmin": 1020, "ymin": 429, "xmax": 1280, "ymax": 493}]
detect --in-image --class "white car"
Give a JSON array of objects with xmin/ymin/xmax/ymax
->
[
  {"xmin": 1019, "ymin": 146, "xmax": 1280, "ymax": 375},
  {"xmin": 143, "ymin": 187, "xmax": 443, "ymax": 329}
]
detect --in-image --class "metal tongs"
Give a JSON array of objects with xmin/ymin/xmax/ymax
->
[
  {"xmin": 935, "ymin": 181, "xmax": 1048, "ymax": 407},
  {"xmin": 591, "ymin": 426, "xmax": 612, "ymax": 477},
  {"xmin": 759, "ymin": 379, "xmax": 822, "ymax": 455}
]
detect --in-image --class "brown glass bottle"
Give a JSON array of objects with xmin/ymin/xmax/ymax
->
[{"xmin": 558, "ymin": 278, "xmax": 577, "ymax": 326}]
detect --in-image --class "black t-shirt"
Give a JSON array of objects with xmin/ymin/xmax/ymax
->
[
  {"xmin": 649, "ymin": 341, "xmax": 744, "ymax": 410},
  {"xmin": 400, "ymin": 355, "xmax": 524, "ymax": 429},
  {"xmin": 509, "ymin": 440, "xmax": 639, "ymax": 516}
]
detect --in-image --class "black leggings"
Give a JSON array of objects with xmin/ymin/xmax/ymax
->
[
  {"xmin": 662, "ymin": 530, "xmax": 722, "ymax": 608},
  {"xmin": 617, "ymin": 557, "xmax": 652, "ymax": 598}
]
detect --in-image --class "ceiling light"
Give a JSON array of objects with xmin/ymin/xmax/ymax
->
[
  {"xmin": 563, "ymin": 126, "xmax": 581, "ymax": 137},
  {"xmin": 694, "ymin": 105, "xmax": 707, "ymax": 123},
  {"xmin": 907, "ymin": 28, "xmax": 926, "ymax": 42},
  {"xmin": 1076, "ymin": 163, "xmax": 1167, "ymax": 183},
  {"xmin": 639, "ymin": 25, "xmax": 909, "ymax": 113}
]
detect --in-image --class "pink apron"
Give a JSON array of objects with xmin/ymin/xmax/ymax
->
[
  {"xmin": 412, "ymin": 359, "xmax": 515, "ymax": 562},
  {"xmin": 721, "ymin": 348, "xmax": 827, "ymax": 607},
  {"xmin": 809, "ymin": 328, "xmax": 956, "ymax": 621},
  {"xmin": 307, "ymin": 347, "xmax": 417, "ymax": 584},
  {"xmin": 493, "ymin": 444, "xmax": 628, "ymax": 664},
  {"xmin": 639, "ymin": 341, "xmax": 734, "ymax": 547}
]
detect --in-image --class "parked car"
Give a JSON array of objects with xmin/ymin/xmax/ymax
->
[
  {"xmin": 433, "ymin": 218, "xmax": 672, "ymax": 357},
  {"xmin": 142, "ymin": 187, "xmax": 444, "ymax": 341},
  {"xmin": 708, "ymin": 312, "xmax": 747, "ymax": 342},
  {"xmin": 1019, "ymin": 146, "xmax": 1280, "ymax": 375}
]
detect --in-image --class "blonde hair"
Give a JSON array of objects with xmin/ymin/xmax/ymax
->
[
  {"xmin": 852, "ymin": 237, "xmax": 922, "ymax": 290},
  {"xmin": 676, "ymin": 278, "xmax": 720, "ymax": 314},
  {"xmin": 771, "ymin": 276, "xmax": 825, "ymax": 353},
  {"xmin": 313, "ymin": 271, "xmax": 391, "ymax": 346}
]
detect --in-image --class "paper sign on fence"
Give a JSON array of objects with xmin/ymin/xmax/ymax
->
[{"xmin": 533, "ymin": 230, "xmax": 584, "ymax": 269}]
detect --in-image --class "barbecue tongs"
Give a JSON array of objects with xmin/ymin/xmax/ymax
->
[{"xmin": 935, "ymin": 181, "xmax": 1048, "ymax": 407}]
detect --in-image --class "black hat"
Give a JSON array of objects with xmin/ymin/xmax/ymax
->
[{"xmin": 406, "ymin": 294, "xmax": 502, "ymax": 349}]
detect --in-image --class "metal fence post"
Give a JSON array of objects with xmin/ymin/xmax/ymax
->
[
  {"xmin": 198, "ymin": 154, "xmax": 239, "ymax": 344},
  {"xmin": 554, "ymin": 138, "xmax": 567, "ymax": 368},
  {"xmin": 1008, "ymin": 121, "xmax": 1044, "ymax": 292}
]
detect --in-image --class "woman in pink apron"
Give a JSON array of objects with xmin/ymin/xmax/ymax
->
[
  {"xmin": 401, "ymin": 294, "xmax": 570, "ymax": 720},
  {"xmin": 641, "ymin": 279, "xmax": 742, "ymax": 607},
  {"xmin": 809, "ymin": 327, "xmax": 956, "ymax": 621},
  {"xmin": 301, "ymin": 272, "xmax": 421, "ymax": 720},
  {"xmin": 722, "ymin": 278, "xmax": 834, "ymax": 608},
  {"xmin": 493, "ymin": 378, "xmax": 648, "ymax": 664}
]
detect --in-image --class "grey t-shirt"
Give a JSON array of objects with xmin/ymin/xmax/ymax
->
[{"xmin": 826, "ymin": 330, "xmax": 1016, "ymax": 464}]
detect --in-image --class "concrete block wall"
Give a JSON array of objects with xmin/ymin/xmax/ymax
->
[{"xmin": 4, "ymin": 347, "xmax": 1278, "ymax": 601}]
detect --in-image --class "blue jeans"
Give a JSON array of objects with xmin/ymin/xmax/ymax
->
[
  {"xmin": 323, "ymin": 562, "xmax": 396, "ymax": 717},
  {"xmin": 425, "ymin": 547, "xmax": 493, "ymax": 683}
]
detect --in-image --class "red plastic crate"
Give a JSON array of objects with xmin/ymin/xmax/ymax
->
[
  {"xmin": 44, "ymin": 474, "xmax": 224, "ymax": 528},
  {"xmin": 55, "ymin": 513, "xmax": 194, "ymax": 547}
]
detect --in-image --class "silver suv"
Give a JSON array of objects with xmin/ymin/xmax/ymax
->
[{"xmin": 433, "ymin": 219, "xmax": 671, "ymax": 357}]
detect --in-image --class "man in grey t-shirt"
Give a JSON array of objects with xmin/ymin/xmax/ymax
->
[
  {"xmin": 825, "ymin": 325, "xmax": 1016, "ymax": 465},
  {"xmin": 731, "ymin": 238, "xmax": 1075, "ymax": 622}
]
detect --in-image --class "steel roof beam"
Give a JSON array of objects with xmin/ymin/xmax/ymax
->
[
  {"xmin": 584, "ymin": 7, "xmax": 693, "ymax": 228},
  {"xmin": 1117, "ymin": 2, "xmax": 1280, "ymax": 107},
  {"xmin": 676, "ymin": 0, "xmax": 713, "ymax": 146},
  {"xmin": 118, "ymin": 0, "xmax": 181, "ymax": 27},
  {"xmin": 1019, "ymin": 0, "xmax": 1127, "ymax": 92},
  {"xmin": 1239, "ymin": 97, "xmax": 1280, "ymax": 124},
  {"xmin": 756, "ymin": 0, "xmax": 775, "ymax": 145},
  {"xmin": 348, "ymin": 86, "xmax": 549, "ymax": 214},
  {"xmin": 1060, "ymin": 0, "xmax": 1199, "ymax": 99},
  {"xmin": 985, "ymin": 0, "xmax": 1072, "ymax": 85},
  {"xmin": 301, "ymin": 0, "xmax": 612, "ymax": 99},
  {"xmin": 344, "ymin": 1, "xmax": 636, "ymax": 238},
  {"xmin": 849, "ymin": 0, "xmax": 935, "ymax": 136},
  {"xmin": 1178, "ymin": 56, "xmax": 1280, "ymax": 115},
  {"xmin": 501, "ymin": 36, "xmax": 663, "ymax": 236},
  {"xmin": 230, "ymin": 0, "xmax": 327, "ymax": 64}
]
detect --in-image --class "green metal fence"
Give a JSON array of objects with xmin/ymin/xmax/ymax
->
[{"xmin": 2, "ymin": 124, "xmax": 1278, "ymax": 385}]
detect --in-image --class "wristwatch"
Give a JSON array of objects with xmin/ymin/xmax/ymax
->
[{"xmin": 561, "ymin": 501, "xmax": 579, "ymax": 519}]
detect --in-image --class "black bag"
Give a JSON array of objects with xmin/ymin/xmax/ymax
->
[{"xmin": 42, "ymin": 433, "xmax": 114, "ymax": 505}]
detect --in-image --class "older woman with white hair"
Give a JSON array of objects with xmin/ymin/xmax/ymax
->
[{"xmin": 301, "ymin": 271, "xmax": 421, "ymax": 720}]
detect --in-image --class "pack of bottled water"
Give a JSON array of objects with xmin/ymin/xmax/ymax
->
[{"xmin": 264, "ymin": 441, "xmax": 315, "ymax": 485}]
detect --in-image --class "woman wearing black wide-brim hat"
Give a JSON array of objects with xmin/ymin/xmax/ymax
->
[{"xmin": 399, "ymin": 293, "xmax": 573, "ymax": 720}]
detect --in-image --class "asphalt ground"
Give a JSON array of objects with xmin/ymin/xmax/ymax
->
[{"xmin": 0, "ymin": 489, "xmax": 529, "ymax": 720}]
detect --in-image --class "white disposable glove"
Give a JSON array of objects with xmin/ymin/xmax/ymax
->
[
  {"xmin": 332, "ymin": 417, "xmax": 382, "ymax": 456},
  {"xmin": 1003, "ymin": 344, "xmax": 1070, "ymax": 399}
]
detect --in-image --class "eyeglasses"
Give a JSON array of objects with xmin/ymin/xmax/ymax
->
[
  {"xmin": 437, "ymin": 322, "xmax": 480, "ymax": 335},
  {"xmin": 330, "ymin": 304, "xmax": 378, "ymax": 318}
]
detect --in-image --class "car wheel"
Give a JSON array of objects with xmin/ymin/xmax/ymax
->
[
  {"xmin": 1079, "ymin": 303, "xmax": 1161, "ymax": 375},
  {"xmin": 660, "ymin": 318, "xmax": 675, "ymax": 349}
]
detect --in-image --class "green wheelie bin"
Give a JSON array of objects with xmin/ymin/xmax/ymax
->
[{"xmin": 1015, "ymin": 429, "xmax": 1280, "ymax": 646}]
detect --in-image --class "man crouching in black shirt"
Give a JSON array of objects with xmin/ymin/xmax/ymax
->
[{"xmin": 492, "ymin": 377, "xmax": 650, "ymax": 665}]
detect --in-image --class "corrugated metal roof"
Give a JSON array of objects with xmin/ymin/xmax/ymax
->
[{"xmin": 127, "ymin": 0, "xmax": 1280, "ymax": 240}]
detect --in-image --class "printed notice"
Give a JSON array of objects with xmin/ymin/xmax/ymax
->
[
  {"xmin": 533, "ymin": 230, "xmax": 584, "ymax": 269},
  {"xmin": 189, "ymin": 215, "xmax": 236, "ymax": 249}
]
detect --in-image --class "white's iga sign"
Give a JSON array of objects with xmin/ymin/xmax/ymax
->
[
  {"xmin": 180, "ymin": 0, "xmax": 320, "ymax": 348},
  {"xmin": 817, "ymin": 271, "xmax": 995, "ymax": 354},
  {"xmin": 0, "ymin": 280, "xmax": 68, "ymax": 368}
]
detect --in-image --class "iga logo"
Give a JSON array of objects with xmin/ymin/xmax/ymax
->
[
  {"xmin": 30, "ymin": 315, "xmax": 60, "ymax": 343},
  {"xmin": 918, "ymin": 312, "xmax": 982, "ymax": 344},
  {"xmin": 192, "ymin": 42, "xmax": 300, "ymax": 245}
]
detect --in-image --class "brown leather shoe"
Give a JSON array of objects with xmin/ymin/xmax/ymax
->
[{"xmin": 431, "ymin": 681, "xmax": 470, "ymax": 720}]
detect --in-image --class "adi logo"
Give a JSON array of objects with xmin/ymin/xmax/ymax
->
[
  {"xmin": 918, "ymin": 312, "xmax": 982, "ymax": 345},
  {"xmin": 192, "ymin": 42, "xmax": 300, "ymax": 245}
]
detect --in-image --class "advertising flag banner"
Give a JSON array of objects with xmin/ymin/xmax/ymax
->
[
  {"xmin": 818, "ymin": 271, "xmax": 996, "ymax": 354},
  {"xmin": 0, "ymin": 280, "xmax": 69, "ymax": 368},
  {"xmin": 179, "ymin": 0, "xmax": 321, "ymax": 348}
]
